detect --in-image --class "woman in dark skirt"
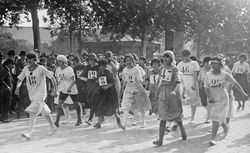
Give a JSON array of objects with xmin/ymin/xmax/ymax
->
[
  {"xmin": 81, "ymin": 53, "xmax": 100, "ymax": 125},
  {"xmin": 153, "ymin": 51, "xmax": 187, "ymax": 146},
  {"xmin": 232, "ymin": 53, "xmax": 250, "ymax": 111},
  {"xmin": 94, "ymin": 60, "xmax": 125, "ymax": 129}
]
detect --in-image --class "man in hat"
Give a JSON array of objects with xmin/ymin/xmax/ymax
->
[{"xmin": 0, "ymin": 58, "xmax": 15, "ymax": 123}]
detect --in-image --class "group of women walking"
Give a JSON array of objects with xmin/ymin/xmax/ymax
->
[{"xmin": 14, "ymin": 49, "xmax": 249, "ymax": 147}]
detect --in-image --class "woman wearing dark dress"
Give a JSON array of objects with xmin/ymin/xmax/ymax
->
[{"xmin": 81, "ymin": 53, "xmax": 100, "ymax": 125}]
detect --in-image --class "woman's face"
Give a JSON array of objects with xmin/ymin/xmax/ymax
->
[
  {"xmin": 204, "ymin": 61, "xmax": 210, "ymax": 68},
  {"xmin": 99, "ymin": 65, "xmax": 106, "ymax": 71},
  {"xmin": 162, "ymin": 55, "xmax": 172, "ymax": 65},
  {"xmin": 211, "ymin": 62, "xmax": 221, "ymax": 71},
  {"xmin": 27, "ymin": 58, "xmax": 35, "ymax": 65},
  {"xmin": 239, "ymin": 57, "xmax": 246, "ymax": 63},
  {"xmin": 152, "ymin": 62, "xmax": 159, "ymax": 69},
  {"xmin": 125, "ymin": 57, "xmax": 133, "ymax": 66},
  {"xmin": 182, "ymin": 55, "xmax": 189, "ymax": 61},
  {"xmin": 89, "ymin": 59, "xmax": 96, "ymax": 66},
  {"xmin": 57, "ymin": 61, "xmax": 64, "ymax": 67}
]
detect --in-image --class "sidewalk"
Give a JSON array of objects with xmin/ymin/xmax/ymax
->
[{"xmin": 0, "ymin": 101, "xmax": 249, "ymax": 153}]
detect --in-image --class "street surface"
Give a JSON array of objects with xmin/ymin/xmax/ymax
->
[{"xmin": 0, "ymin": 102, "xmax": 250, "ymax": 153}]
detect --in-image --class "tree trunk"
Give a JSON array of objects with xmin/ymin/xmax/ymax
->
[
  {"xmin": 30, "ymin": 0, "xmax": 40, "ymax": 50},
  {"xmin": 141, "ymin": 34, "xmax": 147, "ymax": 57},
  {"xmin": 77, "ymin": 15, "xmax": 83, "ymax": 56},
  {"xmin": 69, "ymin": 13, "xmax": 73, "ymax": 54},
  {"xmin": 165, "ymin": 29, "xmax": 174, "ymax": 51},
  {"xmin": 196, "ymin": 33, "xmax": 202, "ymax": 59}
]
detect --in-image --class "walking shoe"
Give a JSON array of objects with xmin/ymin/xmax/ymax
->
[
  {"xmin": 182, "ymin": 133, "xmax": 187, "ymax": 140},
  {"xmin": 205, "ymin": 120, "xmax": 210, "ymax": 124},
  {"xmin": 118, "ymin": 123, "xmax": 126, "ymax": 130},
  {"xmin": 188, "ymin": 120, "xmax": 194, "ymax": 124},
  {"xmin": 54, "ymin": 122, "xmax": 59, "ymax": 128},
  {"xmin": 153, "ymin": 140, "xmax": 162, "ymax": 146},
  {"xmin": 48, "ymin": 127, "xmax": 58, "ymax": 135},
  {"xmin": 140, "ymin": 122, "xmax": 146, "ymax": 128},
  {"xmin": 93, "ymin": 123, "xmax": 101, "ymax": 128},
  {"xmin": 85, "ymin": 120, "xmax": 92, "ymax": 125},
  {"xmin": 62, "ymin": 119, "xmax": 71, "ymax": 124},
  {"xmin": 21, "ymin": 133, "xmax": 31, "ymax": 140},
  {"xmin": 75, "ymin": 121, "xmax": 82, "ymax": 126},
  {"xmin": 209, "ymin": 140, "xmax": 216, "ymax": 146}
]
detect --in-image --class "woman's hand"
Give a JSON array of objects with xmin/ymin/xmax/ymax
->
[
  {"xmin": 242, "ymin": 92, "xmax": 248, "ymax": 99},
  {"xmin": 15, "ymin": 88, "xmax": 19, "ymax": 97},
  {"xmin": 191, "ymin": 84, "xmax": 196, "ymax": 90},
  {"xmin": 102, "ymin": 85, "xmax": 109, "ymax": 91},
  {"xmin": 208, "ymin": 98, "xmax": 215, "ymax": 103},
  {"xmin": 132, "ymin": 90, "xmax": 138, "ymax": 95}
]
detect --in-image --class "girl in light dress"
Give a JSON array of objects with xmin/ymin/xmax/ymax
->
[
  {"xmin": 177, "ymin": 50, "xmax": 201, "ymax": 124},
  {"xmin": 148, "ymin": 58, "xmax": 161, "ymax": 115},
  {"xmin": 15, "ymin": 51, "xmax": 58, "ymax": 139},
  {"xmin": 153, "ymin": 51, "xmax": 186, "ymax": 146},
  {"xmin": 120, "ymin": 54, "xmax": 151, "ymax": 129},
  {"xmin": 204, "ymin": 56, "xmax": 248, "ymax": 146},
  {"xmin": 54, "ymin": 55, "xmax": 81, "ymax": 127}
]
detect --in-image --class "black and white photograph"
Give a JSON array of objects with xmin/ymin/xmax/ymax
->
[{"xmin": 0, "ymin": 0, "xmax": 250, "ymax": 153}]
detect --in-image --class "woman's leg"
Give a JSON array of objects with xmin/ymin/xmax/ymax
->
[
  {"xmin": 62, "ymin": 104, "xmax": 71, "ymax": 124},
  {"xmin": 176, "ymin": 120, "xmax": 187, "ymax": 140},
  {"xmin": 190, "ymin": 106, "xmax": 196, "ymax": 123},
  {"xmin": 93, "ymin": 116, "xmax": 103, "ymax": 128},
  {"xmin": 73, "ymin": 100, "xmax": 82, "ymax": 126},
  {"xmin": 210, "ymin": 121, "xmax": 219, "ymax": 145},
  {"xmin": 242, "ymin": 101, "xmax": 245, "ymax": 111},
  {"xmin": 122, "ymin": 110, "xmax": 129, "ymax": 127},
  {"xmin": 221, "ymin": 122, "xmax": 229, "ymax": 139},
  {"xmin": 153, "ymin": 120, "xmax": 167, "ymax": 146},
  {"xmin": 54, "ymin": 99, "xmax": 65, "ymax": 127},
  {"xmin": 140, "ymin": 110, "xmax": 145, "ymax": 128},
  {"xmin": 237, "ymin": 101, "xmax": 242, "ymax": 111},
  {"xmin": 205, "ymin": 105, "xmax": 211, "ymax": 123},
  {"xmin": 22, "ymin": 112, "xmax": 37, "ymax": 139}
]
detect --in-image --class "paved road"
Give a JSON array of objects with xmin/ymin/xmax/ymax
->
[{"xmin": 0, "ymin": 102, "xmax": 250, "ymax": 153}]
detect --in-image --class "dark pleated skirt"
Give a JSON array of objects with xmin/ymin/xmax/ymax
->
[{"xmin": 233, "ymin": 74, "xmax": 249, "ymax": 101}]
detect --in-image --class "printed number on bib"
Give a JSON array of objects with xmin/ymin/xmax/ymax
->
[
  {"xmin": 58, "ymin": 74, "xmax": 64, "ymax": 81},
  {"xmin": 88, "ymin": 71, "xmax": 97, "ymax": 79},
  {"xmin": 99, "ymin": 76, "xmax": 108, "ymax": 86},
  {"xmin": 210, "ymin": 79, "xmax": 222, "ymax": 88},
  {"xmin": 150, "ymin": 74, "xmax": 159, "ymax": 84},
  {"xmin": 127, "ymin": 75, "xmax": 135, "ymax": 83},
  {"xmin": 182, "ymin": 66, "xmax": 190, "ymax": 74},
  {"xmin": 28, "ymin": 76, "xmax": 36, "ymax": 85},
  {"xmin": 238, "ymin": 68, "xmax": 246, "ymax": 73},
  {"xmin": 162, "ymin": 70, "xmax": 172, "ymax": 82}
]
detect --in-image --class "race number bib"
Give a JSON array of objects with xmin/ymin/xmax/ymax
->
[
  {"xmin": 88, "ymin": 71, "xmax": 97, "ymax": 79},
  {"xmin": 76, "ymin": 70, "xmax": 83, "ymax": 78},
  {"xmin": 28, "ymin": 75, "xmax": 36, "ymax": 85},
  {"xmin": 58, "ymin": 74, "xmax": 64, "ymax": 81},
  {"xmin": 127, "ymin": 74, "xmax": 135, "ymax": 83},
  {"xmin": 161, "ymin": 70, "xmax": 172, "ymax": 82},
  {"xmin": 210, "ymin": 79, "xmax": 223, "ymax": 88},
  {"xmin": 182, "ymin": 66, "xmax": 190, "ymax": 74},
  {"xmin": 150, "ymin": 74, "xmax": 159, "ymax": 84},
  {"xmin": 99, "ymin": 76, "xmax": 108, "ymax": 86},
  {"xmin": 237, "ymin": 67, "xmax": 246, "ymax": 73}
]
